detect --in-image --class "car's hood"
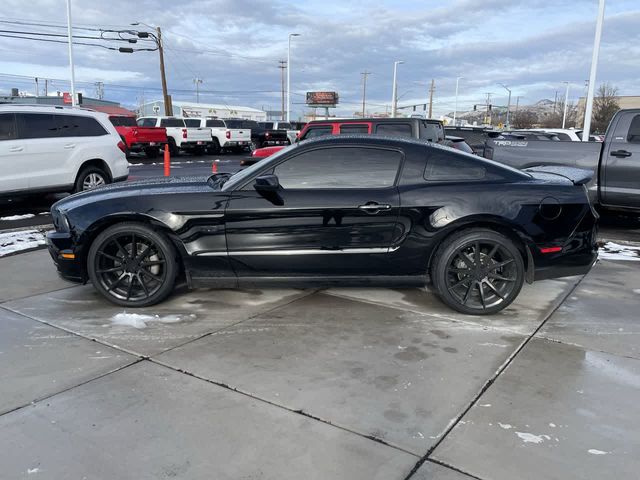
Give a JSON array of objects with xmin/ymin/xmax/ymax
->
[{"xmin": 53, "ymin": 176, "xmax": 213, "ymax": 212}]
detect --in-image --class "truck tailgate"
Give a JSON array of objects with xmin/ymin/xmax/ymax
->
[
  {"xmin": 228, "ymin": 128, "xmax": 250, "ymax": 142},
  {"xmin": 186, "ymin": 128, "xmax": 212, "ymax": 142},
  {"xmin": 134, "ymin": 127, "xmax": 167, "ymax": 143}
]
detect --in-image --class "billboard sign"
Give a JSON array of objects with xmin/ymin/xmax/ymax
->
[{"xmin": 306, "ymin": 91, "xmax": 339, "ymax": 106}]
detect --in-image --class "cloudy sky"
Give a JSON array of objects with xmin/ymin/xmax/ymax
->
[{"xmin": 0, "ymin": 0, "xmax": 638, "ymax": 119}]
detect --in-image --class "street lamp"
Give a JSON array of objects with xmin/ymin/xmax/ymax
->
[
  {"xmin": 499, "ymin": 83, "xmax": 512, "ymax": 128},
  {"xmin": 287, "ymin": 33, "xmax": 301, "ymax": 123},
  {"xmin": 582, "ymin": 0, "xmax": 605, "ymax": 141},
  {"xmin": 391, "ymin": 60, "xmax": 404, "ymax": 117},
  {"xmin": 453, "ymin": 76, "xmax": 463, "ymax": 126},
  {"xmin": 65, "ymin": 0, "xmax": 76, "ymax": 106}
]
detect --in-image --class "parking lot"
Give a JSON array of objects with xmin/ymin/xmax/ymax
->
[{"xmin": 0, "ymin": 228, "xmax": 639, "ymax": 478}]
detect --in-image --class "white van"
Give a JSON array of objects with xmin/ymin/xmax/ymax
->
[{"xmin": 0, "ymin": 105, "xmax": 129, "ymax": 196}]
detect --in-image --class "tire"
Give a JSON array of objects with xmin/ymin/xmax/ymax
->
[
  {"xmin": 430, "ymin": 228, "xmax": 525, "ymax": 315},
  {"xmin": 168, "ymin": 138, "xmax": 180, "ymax": 157},
  {"xmin": 74, "ymin": 166, "xmax": 110, "ymax": 193},
  {"xmin": 87, "ymin": 222, "xmax": 178, "ymax": 307},
  {"xmin": 144, "ymin": 147, "xmax": 159, "ymax": 159},
  {"xmin": 207, "ymin": 139, "xmax": 221, "ymax": 155}
]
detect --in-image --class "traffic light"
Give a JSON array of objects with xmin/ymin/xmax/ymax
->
[{"xmin": 473, "ymin": 105, "xmax": 477, "ymax": 111}]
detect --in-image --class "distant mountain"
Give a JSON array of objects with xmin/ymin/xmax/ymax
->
[{"xmin": 449, "ymin": 99, "xmax": 567, "ymax": 126}]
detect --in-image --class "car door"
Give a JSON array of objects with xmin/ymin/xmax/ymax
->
[
  {"xmin": 224, "ymin": 145, "xmax": 403, "ymax": 277},
  {"xmin": 0, "ymin": 112, "xmax": 30, "ymax": 193},
  {"xmin": 15, "ymin": 112, "xmax": 64, "ymax": 190},
  {"xmin": 601, "ymin": 111, "xmax": 640, "ymax": 208}
]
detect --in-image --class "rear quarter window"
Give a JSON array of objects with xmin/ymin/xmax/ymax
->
[
  {"xmin": 424, "ymin": 150, "xmax": 504, "ymax": 182},
  {"xmin": 183, "ymin": 119, "xmax": 201, "ymax": 127},
  {"xmin": 57, "ymin": 115, "xmax": 108, "ymax": 137},
  {"xmin": 375, "ymin": 123, "xmax": 413, "ymax": 137}
]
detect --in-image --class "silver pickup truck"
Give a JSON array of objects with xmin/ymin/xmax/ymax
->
[{"xmin": 482, "ymin": 109, "xmax": 640, "ymax": 212}]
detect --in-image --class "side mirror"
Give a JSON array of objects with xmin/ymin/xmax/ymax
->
[{"xmin": 254, "ymin": 174, "xmax": 280, "ymax": 192}]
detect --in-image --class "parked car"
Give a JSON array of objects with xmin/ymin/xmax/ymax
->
[
  {"xmin": 259, "ymin": 121, "xmax": 299, "ymax": 145},
  {"xmin": 108, "ymin": 115, "xmax": 167, "ymax": 159},
  {"xmin": 0, "ymin": 105, "xmax": 129, "ymax": 196},
  {"xmin": 234, "ymin": 119, "xmax": 289, "ymax": 150},
  {"xmin": 445, "ymin": 126, "xmax": 496, "ymax": 155},
  {"xmin": 136, "ymin": 116, "xmax": 211, "ymax": 156},
  {"xmin": 250, "ymin": 117, "xmax": 446, "ymax": 162},
  {"xmin": 47, "ymin": 135, "xmax": 597, "ymax": 315},
  {"xmin": 182, "ymin": 117, "xmax": 251, "ymax": 154},
  {"xmin": 483, "ymin": 109, "xmax": 640, "ymax": 212},
  {"xmin": 500, "ymin": 131, "xmax": 561, "ymax": 141},
  {"xmin": 526, "ymin": 128, "xmax": 584, "ymax": 142}
]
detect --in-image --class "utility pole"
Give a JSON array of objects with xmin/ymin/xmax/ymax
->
[
  {"xmin": 562, "ymin": 81, "xmax": 570, "ymax": 129},
  {"xmin": 35, "ymin": 77, "xmax": 39, "ymax": 97},
  {"xmin": 453, "ymin": 76, "xmax": 462, "ymax": 126},
  {"xmin": 65, "ymin": 0, "xmax": 76, "ymax": 106},
  {"xmin": 428, "ymin": 79, "xmax": 435, "ymax": 118},
  {"xmin": 287, "ymin": 33, "xmax": 301, "ymax": 123},
  {"xmin": 278, "ymin": 60, "xmax": 287, "ymax": 121},
  {"xmin": 361, "ymin": 71, "xmax": 371, "ymax": 117},
  {"xmin": 95, "ymin": 81, "xmax": 104, "ymax": 100},
  {"xmin": 514, "ymin": 96, "xmax": 521, "ymax": 120},
  {"xmin": 391, "ymin": 60, "xmax": 404, "ymax": 117},
  {"xmin": 193, "ymin": 77, "xmax": 203, "ymax": 103},
  {"xmin": 44, "ymin": 79, "xmax": 48, "ymax": 96},
  {"xmin": 156, "ymin": 26, "xmax": 172, "ymax": 115},
  {"xmin": 485, "ymin": 92, "xmax": 492, "ymax": 125},
  {"xmin": 553, "ymin": 90, "xmax": 558, "ymax": 113}
]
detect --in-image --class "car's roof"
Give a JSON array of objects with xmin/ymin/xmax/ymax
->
[
  {"xmin": 306, "ymin": 117, "xmax": 442, "ymax": 125},
  {"xmin": 0, "ymin": 104, "xmax": 105, "ymax": 117}
]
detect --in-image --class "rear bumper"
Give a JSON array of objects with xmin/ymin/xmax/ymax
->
[
  {"xmin": 222, "ymin": 140, "xmax": 250, "ymax": 148},
  {"xmin": 180, "ymin": 141, "xmax": 209, "ymax": 149},
  {"xmin": 533, "ymin": 250, "xmax": 597, "ymax": 281},
  {"xmin": 46, "ymin": 231, "xmax": 85, "ymax": 283},
  {"xmin": 128, "ymin": 141, "xmax": 166, "ymax": 151}
]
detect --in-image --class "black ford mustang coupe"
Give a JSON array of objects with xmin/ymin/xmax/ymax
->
[{"xmin": 47, "ymin": 136, "xmax": 598, "ymax": 315}]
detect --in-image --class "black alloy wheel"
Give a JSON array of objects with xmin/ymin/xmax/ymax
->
[
  {"xmin": 431, "ymin": 229, "xmax": 524, "ymax": 315},
  {"xmin": 87, "ymin": 223, "xmax": 177, "ymax": 307}
]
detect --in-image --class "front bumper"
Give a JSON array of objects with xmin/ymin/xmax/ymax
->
[{"xmin": 46, "ymin": 231, "xmax": 85, "ymax": 283}]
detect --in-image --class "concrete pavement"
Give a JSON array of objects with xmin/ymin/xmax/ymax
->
[{"xmin": 0, "ymin": 249, "xmax": 638, "ymax": 479}]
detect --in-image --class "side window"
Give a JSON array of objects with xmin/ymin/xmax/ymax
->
[
  {"xmin": 424, "ymin": 151, "xmax": 489, "ymax": 182},
  {"xmin": 0, "ymin": 113, "xmax": 17, "ymax": 141},
  {"xmin": 375, "ymin": 123, "xmax": 412, "ymax": 137},
  {"xmin": 160, "ymin": 118, "xmax": 185, "ymax": 128},
  {"xmin": 206, "ymin": 119, "xmax": 225, "ymax": 128},
  {"xmin": 57, "ymin": 115, "xmax": 108, "ymax": 137},
  {"xmin": 274, "ymin": 147, "xmax": 401, "ymax": 189},
  {"xmin": 16, "ymin": 113, "xmax": 59, "ymax": 139},
  {"xmin": 627, "ymin": 115, "xmax": 640, "ymax": 143},
  {"xmin": 183, "ymin": 119, "xmax": 201, "ymax": 127},
  {"xmin": 301, "ymin": 126, "xmax": 332, "ymax": 140},
  {"xmin": 138, "ymin": 118, "xmax": 156, "ymax": 127},
  {"xmin": 554, "ymin": 133, "xmax": 572, "ymax": 141},
  {"xmin": 339, "ymin": 124, "xmax": 369, "ymax": 134}
]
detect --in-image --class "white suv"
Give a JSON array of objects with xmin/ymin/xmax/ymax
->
[{"xmin": 0, "ymin": 105, "xmax": 129, "ymax": 196}]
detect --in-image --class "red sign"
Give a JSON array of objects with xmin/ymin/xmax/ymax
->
[
  {"xmin": 62, "ymin": 92, "xmax": 72, "ymax": 104},
  {"xmin": 306, "ymin": 91, "xmax": 339, "ymax": 106}
]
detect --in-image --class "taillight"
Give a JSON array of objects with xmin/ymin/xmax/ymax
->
[
  {"xmin": 182, "ymin": 128, "xmax": 188, "ymax": 139},
  {"xmin": 117, "ymin": 141, "xmax": 127, "ymax": 153},
  {"xmin": 265, "ymin": 132, "xmax": 270, "ymax": 138},
  {"xmin": 226, "ymin": 130, "xmax": 231, "ymax": 139},
  {"xmin": 539, "ymin": 246, "xmax": 562, "ymax": 254}
]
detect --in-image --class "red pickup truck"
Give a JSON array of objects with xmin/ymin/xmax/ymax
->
[{"xmin": 108, "ymin": 115, "xmax": 167, "ymax": 159}]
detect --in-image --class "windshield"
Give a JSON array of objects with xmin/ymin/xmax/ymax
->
[
  {"xmin": 221, "ymin": 144, "xmax": 297, "ymax": 191},
  {"xmin": 224, "ymin": 120, "xmax": 244, "ymax": 128},
  {"xmin": 109, "ymin": 116, "xmax": 137, "ymax": 127}
]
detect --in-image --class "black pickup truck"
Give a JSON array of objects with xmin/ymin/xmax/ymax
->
[
  {"xmin": 480, "ymin": 109, "xmax": 640, "ymax": 213},
  {"xmin": 227, "ymin": 119, "xmax": 287, "ymax": 150}
]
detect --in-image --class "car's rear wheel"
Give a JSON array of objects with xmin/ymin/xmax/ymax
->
[
  {"xmin": 208, "ymin": 139, "xmax": 221, "ymax": 155},
  {"xmin": 74, "ymin": 166, "xmax": 109, "ymax": 193},
  {"xmin": 431, "ymin": 229, "xmax": 524, "ymax": 315},
  {"xmin": 168, "ymin": 138, "xmax": 179, "ymax": 156},
  {"xmin": 87, "ymin": 223, "xmax": 178, "ymax": 307}
]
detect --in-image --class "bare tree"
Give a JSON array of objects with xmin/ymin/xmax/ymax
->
[
  {"xmin": 512, "ymin": 111, "xmax": 538, "ymax": 129},
  {"xmin": 540, "ymin": 100, "xmax": 577, "ymax": 128},
  {"xmin": 591, "ymin": 83, "xmax": 620, "ymax": 134}
]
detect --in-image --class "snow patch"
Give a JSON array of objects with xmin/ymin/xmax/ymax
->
[
  {"xmin": 0, "ymin": 229, "xmax": 46, "ymax": 257},
  {"xmin": 498, "ymin": 423, "xmax": 513, "ymax": 429},
  {"xmin": 588, "ymin": 449, "xmax": 608, "ymax": 455},
  {"xmin": 27, "ymin": 468, "xmax": 40, "ymax": 474},
  {"xmin": 599, "ymin": 242, "xmax": 640, "ymax": 262},
  {"xmin": 111, "ymin": 312, "xmax": 196, "ymax": 329},
  {"xmin": 516, "ymin": 432, "xmax": 548, "ymax": 444},
  {"xmin": 0, "ymin": 214, "xmax": 35, "ymax": 221}
]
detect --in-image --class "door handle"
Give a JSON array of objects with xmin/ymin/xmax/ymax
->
[
  {"xmin": 358, "ymin": 202, "xmax": 391, "ymax": 214},
  {"xmin": 611, "ymin": 150, "xmax": 631, "ymax": 158},
  {"xmin": 9, "ymin": 146, "xmax": 24, "ymax": 152},
  {"xmin": 64, "ymin": 144, "xmax": 76, "ymax": 149}
]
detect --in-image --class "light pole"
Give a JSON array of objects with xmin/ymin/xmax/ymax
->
[
  {"xmin": 194, "ymin": 77, "xmax": 203, "ymax": 103},
  {"xmin": 65, "ymin": 0, "xmax": 76, "ymax": 106},
  {"xmin": 391, "ymin": 60, "xmax": 404, "ymax": 117},
  {"xmin": 562, "ymin": 81, "xmax": 570, "ymax": 129},
  {"xmin": 583, "ymin": 0, "xmax": 605, "ymax": 141},
  {"xmin": 453, "ymin": 76, "xmax": 462, "ymax": 126},
  {"xmin": 287, "ymin": 33, "xmax": 301, "ymax": 123},
  {"xmin": 499, "ymin": 83, "xmax": 512, "ymax": 128}
]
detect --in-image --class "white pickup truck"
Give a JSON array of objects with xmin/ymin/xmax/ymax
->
[
  {"xmin": 137, "ymin": 116, "xmax": 211, "ymax": 156},
  {"xmin": 183, "ymin": 118, "xmax": 251, "ymax": 153}
]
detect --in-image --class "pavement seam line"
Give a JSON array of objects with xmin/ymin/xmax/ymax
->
[
  {"xmin": 150, "ymin": 288, "xmax": 321, "ymax": 357},
  {"xmin": 423, "ymin": 458, "xmax": 485, "ymax": 480},
  {"xmin": 0, "ymin": 283, "xmax": 81, "ymax": 305},
  {"xmin": 0, "ymin": 358, "xmax": 143, "ymax": 419},
  {"xmin": 402, "ymin": 274, "xmax": 588, "ymax": 480},
  {"xmin": 534, "ymin": 333, "xmax": 640, "ymax": 361},
  {"xmin": 148, "ymin": 357, "xmax": 421, "ymax": 459}
]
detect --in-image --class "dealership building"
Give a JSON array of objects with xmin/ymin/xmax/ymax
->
[{"xmin": 139, "ymin": 100, "xmax": 267, "ymax": 121}]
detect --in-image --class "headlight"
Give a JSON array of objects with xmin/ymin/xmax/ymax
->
[{"xmin": 52, "ymin": 208, "xmax": 70, "ymax": 232}]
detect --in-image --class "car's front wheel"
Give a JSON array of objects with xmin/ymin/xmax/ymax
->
[
  {"xmin": 431, "ymin": 229, "xmax": 524, "ymax": 315},
  {"xmin": 87, "ymin": 222, "xmax": 178, "ymax": 307}
]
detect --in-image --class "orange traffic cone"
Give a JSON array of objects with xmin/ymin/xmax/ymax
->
[
  {"xmin": 163, "ymin": 144, "xmax": 170, "ymax": 177},
  {"xmin": 212, "ymin": 160, "xmax": 218, "ymax": 173}
]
